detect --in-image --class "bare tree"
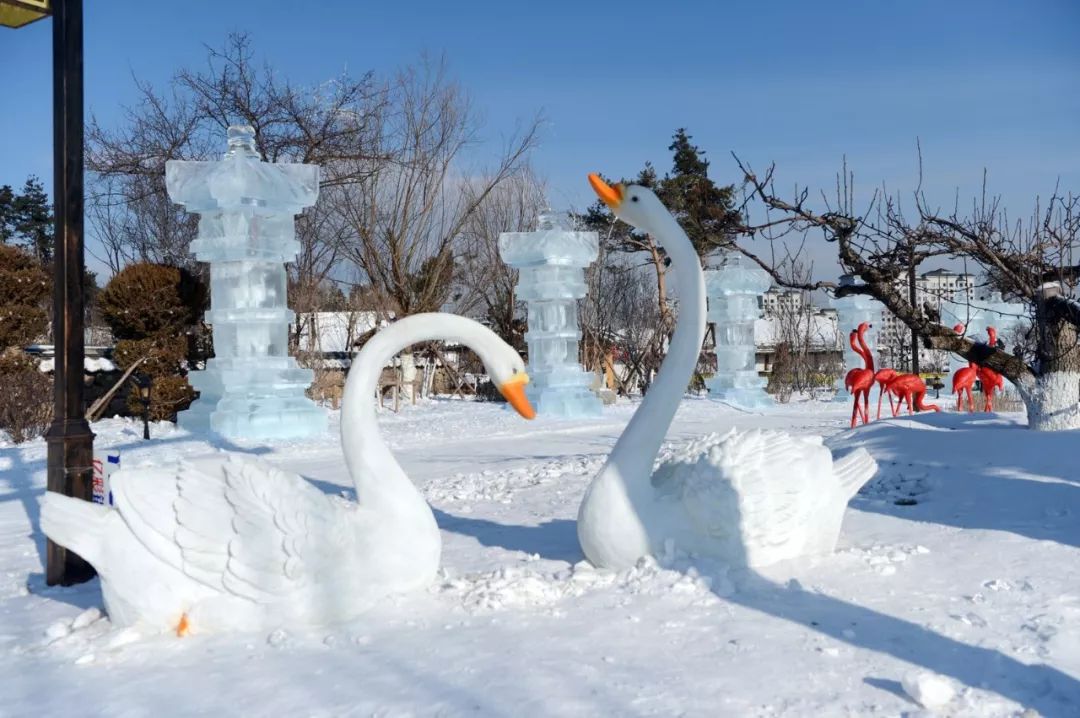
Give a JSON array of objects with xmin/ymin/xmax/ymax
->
[
  {"xmin": 580, "ymin": 254, "xmax": 669, "ymax": 396},
  {"xmin": 455, "ymin": 168, "xmax": 546, "ymax": 348},
  {"xmin": 732, "ymin": 152, "xmax": 1080, "ymax": 430},
  {"xmin": 332, "ymin": 58, "xmax": 541, "ymax": 320},
  {"xmin": 766, "ymin": 290, "xmax": 838, "ymax": 401},
  {"xmin": 87, "ymin": 32, "xmax": 384, "ymax": 282},
  {"xmin": 580, "ymin": 180, "xmax": 673, "ymax": 326}
]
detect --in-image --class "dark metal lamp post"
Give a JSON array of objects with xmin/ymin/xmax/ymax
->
[
  {"xmin": 3, "ymin": 0, "xmax": 96, "ymax": 586},
  {"xmin": 133, "ymin": 372, "xmax": 151, "ymax": 440}
]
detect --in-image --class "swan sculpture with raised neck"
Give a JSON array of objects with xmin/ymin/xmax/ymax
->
[
  {"xmin": 41, "ymin": 313, "xmax": 535, "ymax": 635},
  {"xmin": 577, "ymin": 174, "xmax": 878, "ymax": 571}
]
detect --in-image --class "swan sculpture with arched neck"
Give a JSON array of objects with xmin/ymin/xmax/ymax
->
[
  {"xmin": 41, "ymin": 314, "xmax": 535, "ymax": 635},
  {"xmin": 577, "ymin": 174, "xmax": 878, "ymax": 571}
]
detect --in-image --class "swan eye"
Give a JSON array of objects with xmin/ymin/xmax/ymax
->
[{"xmin": 631, "ymin": 196, "xmax": 639, "ymax": 202}]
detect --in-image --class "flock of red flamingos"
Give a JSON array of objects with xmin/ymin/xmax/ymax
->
[{"xmin": 844, "ymin": 321, "xmax": 1005, "ymax": 429}]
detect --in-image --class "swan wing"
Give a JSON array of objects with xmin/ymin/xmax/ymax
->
[
  {"xmin": 175, "ymin": 455, "xmax": 342, "ymax": 603},
  {"xmin": 114, "ymin": 453, "xmax": 343, "ymax": 602},
  {"xmin": 723, "ymin": 431, "xmax": 827, "ymax": 556},
  {"xmin": 110, "ymin": 463, "xmax": 187, "ymax": 570},
  {"xmin": 657, "ymin": 430, "xmax": 825, "ymax": 561}
]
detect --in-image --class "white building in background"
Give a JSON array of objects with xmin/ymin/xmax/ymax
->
[
  {"xmin": 752, "ymin": 309, "xmax": 841, "ymax": 375},
  {"xmin": 761, "ymin": 286, "xmax": 805, "ymax": 317},
  {"xmin": 874, "ymin": 269, "xmax": 976, "ymax": 373},
  {"xmin": 727, "ymin": 286, "xmax": 843, "ymax": 376}
]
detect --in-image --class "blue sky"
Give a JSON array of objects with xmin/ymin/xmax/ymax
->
[{"xmin": 2, "ymin": 0, "xmax": 1078, "ymax": 277}]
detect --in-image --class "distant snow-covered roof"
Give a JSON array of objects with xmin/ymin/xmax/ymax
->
[
  {"xmin": 37, "ymin": 356, "xmax": 116, "ymax": 373},
  {"xmin": 293, "ymin": 311, "xmax": 382, "ymax": 354},
  {"xmin": 754, "ymin": 313, "xmax": 840, "ymax": 351}
]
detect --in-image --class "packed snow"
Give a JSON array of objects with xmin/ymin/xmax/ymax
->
[{"xmin": 3, "ymin": 397, "xmax": 1080, "ymax": 716}]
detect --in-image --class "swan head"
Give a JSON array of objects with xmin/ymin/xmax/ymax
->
[
  {"xmin": 486, "ymin": 351, "xmax": 536, "ymax": 420},
  {"xmin": 588, "ymin": 174, "xmax": 667, "ymax": 232}
]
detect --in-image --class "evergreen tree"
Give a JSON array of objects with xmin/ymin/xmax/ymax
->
[
  {"xmin": 0, "ymin": 185, "xmax": 14, "ymax": 243},
  {"xmin": 11, "ymin": 177, "xmax": 54, "ymax": 263},
  {"xmin": 575, "ymin": 130, "xmax": 745, "ymax": 318},
  {"xmin": 669, "ymin": 127, "xmax": 709, "ymax": 177},
  {"xmin": 659, "ymin": 129, "xmax": 742, "ymax": 259},
  {"xmin": 578, "ymin": 130, "xmax": 742, "ymax": 262}
]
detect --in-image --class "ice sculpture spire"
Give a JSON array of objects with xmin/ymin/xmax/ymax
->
[
  {"xmin": 705, "ymin": 252, "xmax": 772, "ymax": 407},
  {"xmin": 165, "ymin": 124, "xmax": 327, "ymax": 439},
  {"xmin": 498, "ymin": 211, "xmax": 603, "ymax": 417},
  {"xmin": 830, "ymin": 280, "xmax": 884, "ymax": 403}
]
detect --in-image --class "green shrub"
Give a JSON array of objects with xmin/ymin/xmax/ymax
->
[
  {"xmin": 0, "ymin": 349, "xmax": 51, "ymax": 443},
  {"xmin": 98, "ymin": 263, "xmax": 206, "ymax": 340},
  {"xmin": 113, "ymin": 335, "xmax": 188, "ymax": 376},
  {"xmin": 0, "ymin": 305, "xmax": 48, "ymax": 349},
  {"xmin": 125, "ymin": 373, "xmax": 195, "ymax": 422},
  {"xmin": 0, "ymin": 245, "xmax": 50, "ymax": 348}
]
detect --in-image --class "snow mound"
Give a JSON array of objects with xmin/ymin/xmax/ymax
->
[
  {"xmin": 425, "ymin": 455, "xmax": 604, "ymax": 504},
  {"xmin": 432, "ymin": 557, "xmax": 721, "ymax": 614}
]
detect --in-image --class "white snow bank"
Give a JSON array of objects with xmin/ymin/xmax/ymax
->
[{"xmin": 3, "ymin": 402, "xmax": 1080, "ymax": 716}]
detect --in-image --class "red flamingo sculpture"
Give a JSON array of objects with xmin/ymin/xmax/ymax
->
[
  {"xmin": 950, "ymin": 323, "xmax": 977, "ymax": 412},
  {"xmin": 873, "ymin": 367, "xmax": 898, "ymax": 419},
  {"xmin": 978, "ymin": 326, "xmax": 1005, "ymax": 412},
  {"xmin": 856, "ymin": 322, "xmax": 896, "ymax": 420},
  {"xmin": 886, "ymin": 372, "xmax": 941, "ymax": 415},
  {"xmin": 845, "ymin": 322, "xmax": 875, "ymax": 428}
]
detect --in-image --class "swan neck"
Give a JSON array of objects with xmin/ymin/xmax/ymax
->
[
  {"xmin": 340, "ymin": 314, "xmax": 502, "ymax": 508},
  {"xmin": 606, "ymin": 209, "xmax": 706, "ymax": 493}
]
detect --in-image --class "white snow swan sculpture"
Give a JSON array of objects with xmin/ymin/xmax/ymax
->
[
  {"xmin": 577, "ymin": 174, "xmax": 878, "ymax": 571},
  {"xmin": 41, "ymin": 314, "xmax": 535, "ymax": 635}
]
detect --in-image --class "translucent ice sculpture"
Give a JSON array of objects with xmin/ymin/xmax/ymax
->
[
  {"xmin": 165, "ymin": 125, "xmax": 327, "ymax": 439},
  {"xmin": 940, "ymin": 290, "xmax": 1026, "ymax": 375},
  {"xmin": 705, "ymin": 252, "xmax": 772, "ymax": 407},
  {"xmin": 830, "ymin": 289, "xmax": 884, "ymax": 403},
  {"xmin": 498, "ymin": 212, "xmax": 603, "ymax": 417}
]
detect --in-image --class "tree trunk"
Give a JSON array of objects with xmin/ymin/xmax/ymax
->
[
  {"xmin": 648, "ymin": 243, "xmax": 670, "ymax": 322},
  {"xmin": 1018, "ymin": 301, "xmax": 1080, "ymax": 431}
]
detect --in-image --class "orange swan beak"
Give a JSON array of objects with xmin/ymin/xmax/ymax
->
[
  {"xmin": 499, "ymin": 374, "xmax": 536, "ymax": 420},
  {"xmin": 588, "ymin": 173, "xmax": 623, "ymax": 209}
]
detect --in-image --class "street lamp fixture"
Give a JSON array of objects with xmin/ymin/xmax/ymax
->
[
  {"xmin": 0, "ymin": 0, "xmax": 49, "ymax": 28},
  {"xmin": 133, "ymin": 372, "xmax": 152, "ymax": 440}
]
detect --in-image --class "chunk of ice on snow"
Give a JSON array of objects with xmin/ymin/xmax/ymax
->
[
  {"xmin": 901, "ymin": 671, "xmax": 955, "ymax": 708},
  {"xmin": 72, "ymin": 607, "xmax": 101, "ymax": 630},
  {"xmin": 44, "ymin": 621, "xmax": 70, "ymax": 641}
]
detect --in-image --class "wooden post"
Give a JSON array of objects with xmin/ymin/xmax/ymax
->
[
  {"xmin": 45, "ymin": 0, "xmax": 96, "ymax": 586},
  {"xmin": 909, "ymin": 250, "xmax": 920, "ymax": 376},
  {"xmin": 431, "ymin": 346, "xmax": 467, "ymax": 400}
]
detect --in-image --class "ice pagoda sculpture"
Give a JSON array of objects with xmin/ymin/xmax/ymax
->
[
  {"xmin": 165, "ymin": 125, "xmax": 326, "ymax": 439},
  {"xmin": 940, "ymin": 290, "xmax": 1027, "ymax": 376},
  {"xmin": 705, "ymin": 252, "xmax": 772, "ymax": 407},
  {"xmin": 498, "ymin": 212, "xmax": 603, "ymax": 418},
  {"xmin": 831, "ymin": 285, "xmax": 884, "ymax": 403}
]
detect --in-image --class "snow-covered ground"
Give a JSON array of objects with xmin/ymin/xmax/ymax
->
[{"xmin": 2, "ymin": 398, "xmax": 1079, "ymax": 716}]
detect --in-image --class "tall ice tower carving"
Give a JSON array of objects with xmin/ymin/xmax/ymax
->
[
  {"xmin": 499, "ymin": 212, "xmax": 603, "ymax": 418},
  {"xmin": 166, "ymin": 125, "xmax": 326, "ymax": 439}
]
